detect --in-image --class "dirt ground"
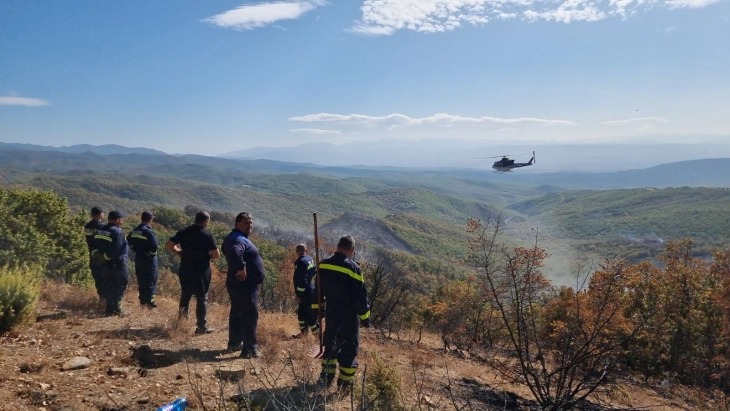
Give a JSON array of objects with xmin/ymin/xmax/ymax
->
[{"xmin": 0, "ymin": 282, "xmax": 726, "ymax": 411}]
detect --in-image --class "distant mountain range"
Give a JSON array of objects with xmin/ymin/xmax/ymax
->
[
  {"xmin": 0, "ymin": 142, "xmax": 166, "ymax": 156},
  {"xmin": 222, "ymin": 139, "xmax": 730, "ymax": 172},
  {"xmin": 1, "ymin": 141, "xmax": 729, "ymax": 189}
]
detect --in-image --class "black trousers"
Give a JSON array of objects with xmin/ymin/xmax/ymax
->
[
  {"xmin": 135, "ymin": 256, "xmax": 158, "ymax": 304},
  {"xmin": 297, "ymin": 291, "xmax": 318, "ymax": 331},
  {"xmin": 102, "ymin": 262, "xmax": 129, "ymax": 314},
  {"xmin": 227, "ymin": 284, "xmax": 259, "ymax": 351},
  {"xmin": 320, "ymin": 308, "xmax": 360, "ymax": 379},
  {"xmin": 179, "ymin": 272, "xmax": 211, "ymax": 328},
  {"xmin": 90, "ymin": 262, "xmax": 107, "ymax": 300}
]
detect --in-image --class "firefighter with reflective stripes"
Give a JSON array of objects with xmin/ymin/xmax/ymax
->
[
  {"xmin": 318, "ymin": 235, "xmax": 370, "ymax": 390},
  {"xmin": 127, "ymin": 210, "xmax": 159, "ymax": 308},
  {"xmin": 84, "ymin": 206, "xmax": 106, "ymax": 303},
  {"xmin": 293, "ymin": 243, "xmax": 318, "ymax": 337},
  {"xmin": 92, "ymin": 210, "xmax": 129, "ymax": 316}
]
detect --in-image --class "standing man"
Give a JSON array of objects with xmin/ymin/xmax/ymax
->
[
  {"xmin": 293, "ymin": 243, "xmax": 318, "ymax": 337},
  {"xmin": 318, "ymin": 235, "xmax": 371, "ymax": 390},
  {"xmin": 222, "ymin": 212, "xmax": 265, "ymax": 358},
  {"xmin": 166, "ymin": 211, "xmax": 220, "ymax": 335},
  {"xmin": 84, "ymin": 206, "xmax": 106, "ymax": 304},
  {"xmin": 127, "ymin": 210, "xmax": 159, "ymax": 308},
  {"xmin": 92, "ymin": 210, "xmax": 129, "ymax": 316}
]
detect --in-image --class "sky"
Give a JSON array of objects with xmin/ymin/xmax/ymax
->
[{"xmin": 1, "ymin": 0, "xmax": 729, "ymax": 157}]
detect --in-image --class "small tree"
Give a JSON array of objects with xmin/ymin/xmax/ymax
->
[
  {"xmin": 366, "ymin": 252, "xmax": 416, "ymax": 332},
  {"xmin": 0, "ymin": 264, "xmax": 43, "ymax": 331},
  {"xmin": 624, "ymin": 240, "xmax": 729, "ymax": 387},
  {"xmin": 427, "ymin": 278, "xmax": 492, "ymax": 351},
  {"xmin": 467, "ymin": 216, "xmax": 649, "ymax": 410},
  {"xmin": 0, "ymin": 188, "xmax": 89, "ymax": 284}
]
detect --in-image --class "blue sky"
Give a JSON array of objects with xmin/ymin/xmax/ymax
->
[{"xmin": 1, "ymin": 0, "xmax": 728, "ymax": 156}]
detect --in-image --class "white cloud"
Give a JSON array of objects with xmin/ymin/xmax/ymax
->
[
  {"xmin": 524, "ymin": 1, "xmax": 607, "ymax": 23},
  {"xmin": 0, "ymin": 96, "xmax": 49, "ymax": 107},
  {"xmin": 203, "ymin": 1, "xmax": 327, "ymax": 30},
  {"xmin": 601, "ymin": 117, "xmax": 668, "ymax": 126},
  {"xmin": 353, "ymin": 0, "xmax": 721, "ymax": 35},
  {"xmin": 290, "ymin": 112, "xmax": 577, "ymax": 134},
  {"xmin": 666, "ymin": 0, "xmax": 721, "ymax": 9},
  {"xmin": 290, "ymin": 128, "xmax": 342, "ymax": 134}
]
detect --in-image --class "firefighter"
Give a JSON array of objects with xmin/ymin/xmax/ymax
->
[
  {"xmin": 84, "ymin": 206, "xmax": 106, "ymax": 303},
  {"xmin": 222, "ymin": 212, "xmax": 265, "ymax": 358},
  {"xmin": 318, "ymin": 235, "xmax": 370, "ymax": 390},
  {"xmin": 127, "ymin": 210, "xmax": 159, "ymax": 308},
  {"xmin": 92, "ymin": 210, "xmax": 129, "ymax": 316},
  {"xmin": 293, "ymin": 243, "xmax": 318, "ymax": 337}
]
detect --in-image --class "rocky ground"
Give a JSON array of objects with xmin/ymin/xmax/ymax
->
[{"xmin": 0, "ymin": 281, "xmax": 726, "ymax": 411}]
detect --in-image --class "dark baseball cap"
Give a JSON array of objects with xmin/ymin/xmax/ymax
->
[
  {"xmin": 108, "ymin": 210, "xmax": 124, "ymax": 220},
  {"xmin": 91, "ymin": 206, "xmax": 104, "ymax": 216},
  {"xmin": 141, "ymin": 210, "xmax": 154, "ymax": 220}
]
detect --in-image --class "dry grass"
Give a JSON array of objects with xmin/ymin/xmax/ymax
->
[
  {"xmin": 40, "ymin": 280, "xmax": 98, "ymax": 312},
  {"xmin": 154, "ymin": 268, "xmax": 182, "ymax": 299},
  {"xmin": 6, "ymin": 280, "xmax": 725, "ymax": 411}
]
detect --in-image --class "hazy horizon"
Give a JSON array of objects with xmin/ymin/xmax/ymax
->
[{"xmin": 5, "ymin": 139, "xmax": 730, "ymax": 173}]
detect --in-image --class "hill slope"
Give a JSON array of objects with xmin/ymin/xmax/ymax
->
[{"xmin": 0, "ymin": 282, "xmax": 715, "ymax": 411}]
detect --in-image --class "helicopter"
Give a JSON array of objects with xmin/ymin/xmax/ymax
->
[{"xmin": 481, "ymin": 151, "xmax": 536, "ymax": 172}]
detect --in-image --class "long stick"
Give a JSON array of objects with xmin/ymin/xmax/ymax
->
[{"xmin": 313, "ymin": 212, "xmax": 323, "ymax": 356}]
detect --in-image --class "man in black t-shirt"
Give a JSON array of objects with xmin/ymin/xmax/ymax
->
[{"xmin": 166, "ymin": 211, "xmax": 220, "ymax": 335}]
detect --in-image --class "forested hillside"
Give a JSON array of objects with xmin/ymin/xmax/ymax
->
[
  {"xmin": 1, "ymin": 146, "xmax": 729, "ymax": 281},
  {"xmin": 2, "ymin": 146, "xmax": 730, "ymax": 409}
]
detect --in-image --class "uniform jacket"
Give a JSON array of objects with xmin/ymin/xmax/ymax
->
[
  {"xmin": 222, "ymin": 229, "xmax": 265, "ymax": 288},
  {"xmin": 293, "ymin": 254, "xmax": 316, "ymax": 297},
  {"xmin": 319, "ymin": 252, "xmax": 370, "ymax": 321},
  {"xmin": 92, "ymin": 222, "xmax": 128, "ymax": 267},
  {"xmin": 84, "ymin": 219, "xmax": 104, "ymax": 252},
  {"xmin": 127, "ymin": 223, "xmax": 159, "ymax": 261}
]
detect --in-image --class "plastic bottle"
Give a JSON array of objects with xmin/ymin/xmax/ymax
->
[{"xmin": 156, "ymin": 397, "xmax": 188, "ymax": 411}]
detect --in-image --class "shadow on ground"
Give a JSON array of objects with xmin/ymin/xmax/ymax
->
[{"xmin": 129, "ymin": 344, "xmax": 228, "ymax": 368}]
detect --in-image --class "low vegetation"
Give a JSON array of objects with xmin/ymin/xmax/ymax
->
[
  {"xmin": 0, "ymin": 264, "xmax": 42, "ymax": 331},
  {"xmin": 2, "ymin": 158, "xmax": 730, "ymax": 408}
]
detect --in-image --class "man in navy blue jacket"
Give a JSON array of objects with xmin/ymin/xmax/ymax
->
[
  {"xmin": 92, "ymin": 210, "xmax": 129, "ymax": 316},
  {"xmin": 127, "ymin": 210, "xmax": 159, "ymax": 308},
  {"xmin": 293, "ymin": 243, "xmax": 318, "ymax": 337},
  {"xmin": 222, "ymin": 212, "xmax": 265, "ymax": 358},
  {"xmin": 318, "ymin": 235, "xmax": 370, "ymax": 389},
  {"xmin": 84, "ymin": 206, "xmax": 106, "ymax": 303}
]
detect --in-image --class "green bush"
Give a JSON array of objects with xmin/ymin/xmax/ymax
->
[
  {"xmin": 0, "ymin": 265, "xmax": 42, "ymax": 331},
  {"xmin": 362, "ymin": 354, "xmax": 405, "ymax": 411},
  {"xmin": 0, "ymin": 188, "xmax": 90, "ymax": 285}
]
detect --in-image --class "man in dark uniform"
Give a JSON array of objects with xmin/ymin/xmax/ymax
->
[
  {"xmin": 318, "ymin": 235, "xmax": 371, "ymax": 390},
  {"xmin": 127, "ymin": 210, "xmax": 159, "ymax": 308},
  {"xmin": 166, "ymin": 211, "xmax": 220, "ymax": 335},
  {"xmin": 84, "ymin": 206, "xmax": 106, "ymax": 303},
  {"xmin": 222, "ymin": 212, "xmax": 265, "ymax": 358},
  {"xmin": 293, "ymin": 243, "xmax": 318, "ymax": 337},
  {"xmin": 92, "ymin": 210, "xmax": 129, "ymax": 316}
]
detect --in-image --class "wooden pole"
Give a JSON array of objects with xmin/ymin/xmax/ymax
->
[{"xmin": 313, "ymin": 212, "xmax": 323, "ymax": 357}]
